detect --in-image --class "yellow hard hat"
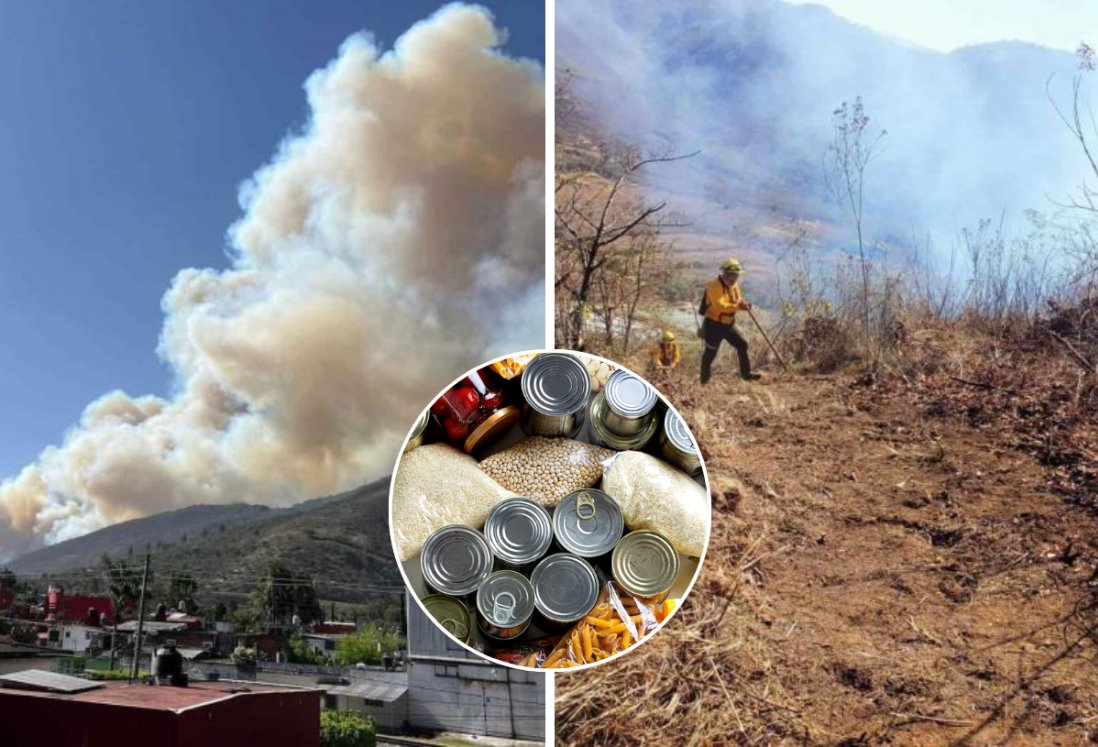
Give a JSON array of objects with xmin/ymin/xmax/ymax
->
[
  {"xmin": 661, "ymin": 330, "xmax": 675, "ymax": 342},
  {"xmin": 720, "ymin": 258, "xmax": 743, "ymax": 274}
]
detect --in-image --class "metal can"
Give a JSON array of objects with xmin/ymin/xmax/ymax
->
[
  {"xmin": 552, "ymin": 489, "xmax": 624, "ymax": 560},
  {"xmin": 420, "ymin": 525, "xmax": 494, "ymax": 601},
  {"xmin": 611, "ymin": 530, "xmax": 681, "ymax": 601},
  {"xmin": 403, "ymin": 409, "xmax": 429, "ymax": 454},
  {"xmin": 530, "ymin": 553, "xmax": 599, "ymax": 628},
  {"xmin": 660, "ymin": 409, "xmax": 702, "ymax": 476},
  {"xmin": 476, "ymin": 571, "xmax": 535, "ymax": 641},
  {"xmin": 483, "ymin": 498, "xmax": 553, "ymax": 572},
  {"xmin": 422, "ymin": 594, "xmax": 472, "ymax": 644},
  {"xmin": 602, "ymin": 369, "xmax": 658, "ymax": 435},
  {"xmin": 588, "ymin": 390, "xmax": 660, "ymax": 451},
  {"xmin": 520, "ymin": 352, "xmax": 591, "ymax": 438}
]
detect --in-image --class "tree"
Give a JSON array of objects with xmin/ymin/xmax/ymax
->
[
  {"xmin": 1047, "ymin": 42, "xmax": 1098, "ymax": 289},
  {"xmin": 230, "ymin": 605, "xmax": 264, "ymax": 634},
  {"xmin": 591, "ymin": 225, "xmax": 674, "ymax": 352},
  {"xmin": 554, "ymin": 69, "xmax": 694, "ymax": 351},
  {"xmin": 556, "ymin": 146, "xmax": 693, "ymax": 350},
  {"xmin": 333, "ymin": 625, "xmax": 400, "ymax": 666},
  {"xmin": 101, "ymin": 554, "xmax": 145, "ymax": 622},
  {"xmin": 1048, "ymin": 43, "xmax": 1098, "ymax": 215},
  {"xmin": 252, "ymin": 561, "xmax": 323, "ymax": 626},
  {"xmin": 289, "ymin": 631, "xmax": 325, "ymax": 665},
  {"xmin": 0, "ymin": 568, "xmax": 16, "ymax": 591},
  {"xmin": 166, "ymin": 572, "xmax": 199, "ymax": 614},
  {"xmin": 824, "ymin": 96, "xmax": 886, "ymax": 355}
]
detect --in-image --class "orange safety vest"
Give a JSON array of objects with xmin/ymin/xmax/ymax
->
[
  {"xmin": 650, "ymin": 341, "xmax": 681, "ymax": 368},
  {"xmin": 701, "ymin": 277, "xmax": 744, "ymax": 324}
]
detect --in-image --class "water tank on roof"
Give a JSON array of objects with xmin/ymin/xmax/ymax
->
[{"xmin": 154, "ymin": 641, "xmax": 187, "ymax": 687}]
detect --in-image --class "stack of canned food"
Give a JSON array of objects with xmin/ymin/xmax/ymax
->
[
  {"xmin": 395, "ymin": 350, "xmax": 708, "ymax": 668},
  {"xmin": 419, "ymin": 489, "xmax": 682, "ymax": 649}
]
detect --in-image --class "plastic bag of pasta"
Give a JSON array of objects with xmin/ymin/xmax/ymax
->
[{"xmin": 538, "ymin": 581, "xmax": 674, "ymax": 668}]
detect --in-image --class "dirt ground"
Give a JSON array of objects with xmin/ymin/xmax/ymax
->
[{"xmin": 557, "ymin": 362, "xmax": 1098, "ymax": 745}]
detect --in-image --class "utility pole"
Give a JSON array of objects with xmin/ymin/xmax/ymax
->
[
  {"xmin": 108, "ymin": 616, "xmax": 118, "ymax": 671},
  {"xmin": 130, "ymin": 554, "xmax": 150, "ymax": 682},
  {"xmin": 106, "ymin": 565, "xmax": 117, "ymax": 671}
]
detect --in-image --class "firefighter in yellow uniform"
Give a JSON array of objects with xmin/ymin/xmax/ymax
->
[
  {"xmin": 699, "ymin": 258, "xmax": 760, "ymax": 383},
  {"xmin": 650, "ymin": 330, "xmax": 682, "ymax": 369}
]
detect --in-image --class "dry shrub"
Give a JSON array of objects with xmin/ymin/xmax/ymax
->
[
  {"xmin": 791, "ymin": 316, "xmax": 854, "ymax": 373},
  {"xmin": 846, "ymin": 297, "xmax": 1098, "ymax": 510},
  {"xmin": 557, "ymin": 513, "xmax": 808, "ymax": 746}
]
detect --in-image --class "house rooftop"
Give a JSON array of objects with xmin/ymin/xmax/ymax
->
[
  {"xmin": 114, "ymin": 620, "xmax": 189, "ymax": 633},
  {"xmin": 0, "ymin": 643, "xmax": 64, "ymax": 659},
  {"xmin": 0, "ymin": 670, "xmax": 318, "ymax": 712}
]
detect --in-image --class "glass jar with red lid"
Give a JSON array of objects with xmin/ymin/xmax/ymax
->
[{"xmin": 429, "ymin": 367, "xmax": 520, "ymax": 453}]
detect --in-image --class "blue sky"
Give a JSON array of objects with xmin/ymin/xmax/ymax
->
[{"xmin": 0, "ymin": 1, "xmax": 544, "ymax": 480}]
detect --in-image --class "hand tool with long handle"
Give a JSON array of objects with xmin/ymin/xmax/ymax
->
[{"xmin": 746, "ymin": 306, "xmax": 790, "ymax": 372}]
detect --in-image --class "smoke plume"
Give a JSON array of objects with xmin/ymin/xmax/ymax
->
[
  {"xmin": 558, "ymin": 0, "xmax": 1091, "ymax": 253},
  {"xmin": 0, "ymin": 3, "xmax": 544, "ymax": 559}
]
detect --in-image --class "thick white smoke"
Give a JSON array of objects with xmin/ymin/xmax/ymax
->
[
  {"xmin": 0, "ymin": 3, "xmax": 544, "ymax": 559},
  {"xmin": 558, "ymin": 0, "xmax": 1090, "ymax": 252}
]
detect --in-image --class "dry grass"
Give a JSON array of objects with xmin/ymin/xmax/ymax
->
[
  {"xmin": 558, "ymin": 301, "xmax": 1098, "ymax": 746},
  {"xmin": 557, "ymin": 515, "xmax": 810, "ymax": 745}
]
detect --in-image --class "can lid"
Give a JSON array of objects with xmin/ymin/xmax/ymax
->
[
  {"xmin": 484, "ymin": 498, "xmax": 553, "ymax": 566},
  {"xmin": 604, "ymin": 369, "xmax": 657, "ymax": 419},
  {"xmin": 464, "ymin": 405, "xmax": 521, "ymax": 453},
  {"xmin": 611, "ymin": 530, "xmax": 681, "ymax": 598},
  {"xmin": 422, "ymin": 594, "xmax": 471, "ymax": 642},
  {"xmin": 530, "ymin": 553, "xmax": 599, "ymax": 623},
  {"xmin": 477, "ymin": 571, "xmax": 535, "ymax": 627},
  {"xmin": 553, "ymin": 489, "xmax": 624, "ymax": 558},
  {"xmin": 521, "ymin": 352, "xmax": 591, "ymax": 417},
  {"xmin": 664, "ymin": 409, "xmax": 697, "ymax": 454},
  {"xmin": 420, "ymin": 525, "xmax": 494, "ymax": 597}
]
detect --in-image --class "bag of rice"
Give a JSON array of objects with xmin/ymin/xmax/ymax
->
[
  {"xmin": 392, "ymin": 443, "xmax": 515, "ymax": 561},
  {"xmin": 600, "ymin": 451, "xmax": 709, "ymax": 557},
  {"xmin": 478, "ymin": 437, "xmax": 614, "ymax": 507}
]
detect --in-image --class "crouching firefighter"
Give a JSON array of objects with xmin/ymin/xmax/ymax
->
[
  {"xmin": 651, "ymin": 330, "xmax": 682, "ymax": 370},
  {"xmin": 699, "ymin": 258, "xmax": 761, "ymax": 383}
]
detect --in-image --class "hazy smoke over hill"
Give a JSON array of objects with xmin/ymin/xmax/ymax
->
[
  {"xmin": 0, "ymin": 4, "xmax": 544, "ymax": 559},
  {"xmin": 558, "ymin": 0, "xmax": 1093, "ymax": 249}
]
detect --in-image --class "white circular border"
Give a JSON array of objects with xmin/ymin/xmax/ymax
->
[{"xmin": 387, "ymin": 348, "xmax": 713, "ymax": 673}]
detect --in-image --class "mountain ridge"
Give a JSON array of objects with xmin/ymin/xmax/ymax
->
[{"xmin": 6, "ymin": 478, "xmax": 390, "ymax": 580}]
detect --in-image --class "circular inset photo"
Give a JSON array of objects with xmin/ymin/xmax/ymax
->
[{"xmin": 388, "ymin": 350, "xmax": 710, "ymax": 671}]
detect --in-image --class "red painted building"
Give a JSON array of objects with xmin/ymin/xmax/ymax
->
[
  {"xmin": 45, "ymin": 586, "xmax": 114, "ymax": 625},
  {"xmin": 0, "ymin": 676, "xmax": 321, "ymax": 746}
]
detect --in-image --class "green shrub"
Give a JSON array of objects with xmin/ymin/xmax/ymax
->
[
  {"xmin": 82, "ymin": 669, "xmax": 147, "ymax": 681},
  {"xmin": 10, "ymin": 623, "xmax": 36, "ymax": 645},
  {"xmin": 289, "ymin": 631, "xmax": 325, "ymax": 665},
  {"xmin": 333, "ymin": 625, "xmax": 400, "ymax": 666},
  {"xmin": 320, "ymin": 710, "xmax": 376, "ymax": 747}
]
